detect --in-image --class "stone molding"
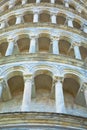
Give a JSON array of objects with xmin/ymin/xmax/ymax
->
[{"xmin": 0, "ymin": 112, "xmax": 87, "ymax": 129}]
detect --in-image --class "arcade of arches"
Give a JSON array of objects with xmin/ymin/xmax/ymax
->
[
  {"xmin": 0, "ymin": 35, "xmax": 87, "ymax": 60},
  {"xmin": 0, "ymin": 70, "xmax": 87, "ymax": 117}
]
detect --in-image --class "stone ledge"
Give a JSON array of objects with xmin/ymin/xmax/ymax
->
[
  {"xmin": 0, "ymin": 112, "xmax": 87, "ymax": 129},
  {"xmin": 0, "ymin": 3, "xmax": 86, "ymax": 20},
  {"xmin": 0, "ymin": 53, "xmax": 85, "ymax": 69},
  {"xmin": 0, "ymin": 23, "xmax": 86, "ymax": 39}
]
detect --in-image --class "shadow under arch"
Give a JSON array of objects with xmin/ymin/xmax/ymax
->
[{"xmin": 31, "ymin": 69, "xmax": 55, "ymax": 112}]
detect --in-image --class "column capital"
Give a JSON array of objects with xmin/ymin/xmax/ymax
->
[
  {"xmin": 24, "ymin": 74, "xmax": 33, "ymax": 81},
  {"xmin": 54, "ymin": 76, "xmax": 64, "ymax": 84},
  {"xmin": 16, "ymin": 13, "xmax": 23, "ymax": 17},
  {"xmin": 82, "ymin": 82, "xmax": 87, "ymax": 91},
  {"xmin": 72, "ymin": 42, "xmax": 81, "ymax": 47},
  {"xmin": 50, "ymin": 12, "xmax": 57, "ymax": 16},
  {"xmin": 33, "ymin": 9, "xmax": 40, "ymax": 14},
  {"xmin": 64, "ymin": 0, "xmax": 69, "ymax": 2},
  {"xmin": 67, "ymin": 16, "xmax": 74, "ymax": 21},
  {"xmin": 7, "ymin": 37, "xmax": 15, "ymax": 43},
  {"xmin": 0, "ymin": 77, "xmax": 3, "ymax": 83},
  {"xmin": 29, "ymin": 35, "xmax": 38, "ymax": 39},
  {"xmin": 51, "ymin": 36, "xmax": 60, "ymax": 42}
]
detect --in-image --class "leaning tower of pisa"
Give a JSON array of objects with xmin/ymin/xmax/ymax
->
[{"xmin": 0, "ymin": 0, "xmax": 87, "ymax": 129}]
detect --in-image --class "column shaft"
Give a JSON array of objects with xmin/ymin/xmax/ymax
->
[
  {"xmin": 22, "ymin": 0, "xmax": 27, "ymax": 5},
  {"xmin": 36, "ymin": 0, "xmax": 40, "ymax": 3},
  {"xmin": 52, "ymin": 38, "xmax": 59, "ymax": 54},
  {"xmin": 74, "ymin": 45, "xmax": 81, "ymax": 60},
  {"xmin": 29, "ymin": 37, "xmax": 36, "ymax": 53},
  {"xmin": 51, "ymin": 14, "xmax": 56, "ymax": 24},
  {"xmin": 51, "ymin": 0, "xmax": 55, "ymax": 4},
  {"xmin": 16, "ymin": 15, "xmax": 23, "ymax": 24},
  {"xmin": 5, "ymin": 39, "xmax": 14, "ymax": 56},
  {"xmin": 55, "ymin": 78, "xmax": 66, "ymax": 113},
  {"xmin": 0, "ymin": 20, "xmax": 6, "ymax": 28},
  {"xmin": 33, "ymin": 12, "xmax": 39, "ymax": 23},
  {"xmin": 64, "ymin": 0, "xmax": 69, "ymax": 8},
  {"xmin": 67, "ymin": 18, "xmax": 73, "ymax": 27},
  {"xmin": 21, "ymin": 76, "xmax": 32, "ymax": 111}
]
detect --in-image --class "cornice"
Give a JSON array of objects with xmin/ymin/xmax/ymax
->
[
  {"xmin": 0, "ymin": 3, "xmax": 87, "ymax": 20},
  {"xmin": 0, "ymin": 53, "xmax": 86, "ymax": 70},
  {"xmin": 0, "ymin": 23, "xmax": 86, "ymax": 40},
  {"xmin": 0, "ymin": 112, "xmax": 87, "ymax": 129}
]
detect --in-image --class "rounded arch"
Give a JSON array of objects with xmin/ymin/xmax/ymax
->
[
  {"xmin": 55, "ymin": 0, "xmax": 64, "ymax": 5},
  {"xmin": 7, "ymin": 15, "xmax": 16, "ymax": 26},
  {"xmin": 41, "ymin": 0, "xmax": 50, "ymax": 3},
  {"xmin": 73, "ymin": 19, "xmax": 81, "ymax": 30},
  {"xmin": 39, "ymin": 10, "xmax": 51, "ymax": 23},
  {"xmin": 56, "ymin": 13, "xmax": 66, "ymax": 25},
  {"xmin": 1, "ymin": 65, "xmax": 30, "ymax": 80},
  {"xmin": 7, "ymin": 71, "xmax": 24, "ymax": 96},
  {"xmin": 69, "ymin": 2, "xmax": 76, "ymax": 10},
  {"xmin": 16, "ymin": 34, "xmax": 30, "ymax": 52},
  {"xmin": 58, "ymin": 37, "xmax": 74, "ymax": 57},
  {"xmin": 63, "ymin": 73, "xmax": 80, "ymax": 98},
  {"xmin": 29, "ymin": 64, "xmax": 59, "ymax": 76},
  {"xmin": 0, "ymin": 40, "xmax": 8, "ymax": 56},
  {"xmin": 3, "ymin": 4, "xmax": 9, "ymax": 11},
  {"xmin": 63, "ymin": 69, "xmax": 84, "ymax": 84},
  {"xmin": 27, "ymin": 0, "xmax": 36, "ymax": 3},
  {"xmin": 38, "ymin": 34, "xmax": 51, "ymax": 52},
  {"xmin": 79, "ymin": 45, "xmax": 87, "ymax": 60},
  {"xmin": 15, "ymin": 0, "xmax": 22, "ymax": 6},
  {"xmin": 23, "ymin": 11, "xmax": 33, "ymax": 23}
]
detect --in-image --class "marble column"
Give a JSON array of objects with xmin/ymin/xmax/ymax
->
[
  {"xmin": 9, "ymin": 0, "xmax": 15, "ymax": 9},
  {"xmin": 21, "ymin": 75, "xmax": 32, "ymax": 111},
  {"xmin": 67, "ymin": 17, "xmax": 73, "ymax": 27},
  {"xmin": 55, "ymin": 77, "xmax": 66, "ymax": 113},
  {"xmin": 5, "ymin": 38, "xmax": 15, "ymax": 56},
  {"xmin": 51, "ymin": 0, "xmax": 55, "ymax": 4},
  {"xmin": 22, "ymin": 0, "xmax": 27, "ymax": 5},
  {"xmin": 0, "ymin": 19, "xmax": 6, "ymax": 29},
  {"xmin": 83, "ymin": 24, "xmax": 87, "ymax": 33},
  {"xmin": 51, "ymin": 37, "xmax": 59, "ymax": 54},
  {"xmin": 0, "ymin": 78, "xmax": 3, "ymax": 100},
  {"xmin": 29, "ymin": 36, "xmax": 36, "ymax": 53},
  {"xmin": 83, "ymin": 83, "xmax": 87, "ymax": 106},
  {"xmin": 73, "ymin": 43, "xmax": 81, "ymax": 60},
  {"xmin": 64, "ymin": 0, "xmax": 69, "ymax": 8},
  {"xmin": 51, "ymin": 13, "xmax": 56, "ymax": 24},
  {"xmin": 16, "ymin": 14, "xmax": 23, "ymax": 24},
  {"xmin": 36, "ymin": 0, "xmax": 40, "ymax": 3},
  {"xmin": 33, "ymin": 12, "xmax": 39, "ymax": 23}
]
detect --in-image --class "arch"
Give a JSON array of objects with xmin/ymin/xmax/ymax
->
[
  {"xmin": 38, "ymin": 36, "xmax": 51, "ymax": 52},
  {"xmin": 17, "ymin": 37, "xmax": 30, "ymax": 52},
  {"xmin": 0, "ymin": 41, "xmax": 8, "ymax": 56},
  {"xmin": 7, "ymin": 15, "xmax": 16, "ymax": 26},
  {"xmin": 63, "ymin": 73, "xmax": 80, "ymax": 97},
  {"xmin": 7, "ymin": 71, "xmax": 24, "ymax": 97},
  {"xmin": 23, "ymin": 11, "xmax": 33, "ymax": 23},
  {"xmin": 69, "ymin": 2, "xmax": 76, "ymax": 10},
  {"xmin": 79, "ymin": 45, "xmax": 87, "ymax": 60},
  {"xmin": 3, "ymin": 4, "xmax": 9, "ymax": 11},
  {"xmin": 32, "ymin": 69, "xmax": 55, "ymax": 112},
  {"xmin": 27, "ymin": 0, "xmax": 36, "ymax": 3},
  {"xmin": 73, "ymin": 19, "xmax": 81, "ymax": 30},
  {"xmin": 15, "ymin": 0, "xmax": 22, "ymax": 6},
  {"xmin": 41, "ymin": 0, "xmax": 50, "ymax": 2},
  {"xmin": 1, "ymin": 65, "xmax": 30, "ymax": 80},
  {"xmin": 39, "ymin": 11, "xmax": 50, "ymax": 23},
  {"xmin": 56, "ymin": 13, "xmax": 66, "ymax": 25},
  {"xmin": 59, "ymin": 38, "xmax": 74, "ymax": 57},
  {"xmin": 55, "ymin": 0, "xmax": 64, "ymax": 5}
]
